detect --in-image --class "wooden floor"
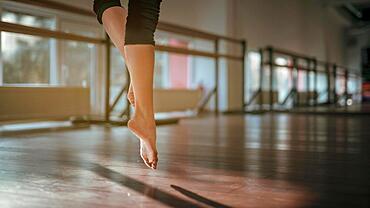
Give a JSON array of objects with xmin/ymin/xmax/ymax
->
[{"xmin": 0, "ymin": 113, "xmax": 369, "ymax": 208}]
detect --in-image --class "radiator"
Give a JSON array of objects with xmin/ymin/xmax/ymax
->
[
  {"xmin": 255, "ymin": 91, "xmax": 279, "ymax": 104},
  {"xmin": 153, "ymin": 89, "xmax": 202, "ymax": 113},
  {"xmin": 297, "ymin": 91, "xmax": 318, "ymax": 104},
  {"xmin": 0, "ymin": 86, "xmax": 90, "ymax": 122}
]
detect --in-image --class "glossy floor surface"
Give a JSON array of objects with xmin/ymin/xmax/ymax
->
[{"xmin": 0, "ymin": 113, "xmax": 369, "ymax": 207}]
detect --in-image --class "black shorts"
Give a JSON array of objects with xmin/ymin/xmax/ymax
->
[{"xmin": 93, "ymin": 0, "xmax": 162, "ymax": 45}]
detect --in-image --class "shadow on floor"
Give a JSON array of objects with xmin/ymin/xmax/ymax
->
[
  {"xmin": 88, "ymin": 163, "xmax": 203, "ymax": 208},
  {"xmin": 171, "ymin": 185, "xmax": 232, "ymax": 208}
]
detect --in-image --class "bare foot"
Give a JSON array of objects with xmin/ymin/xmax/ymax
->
[
  {"xmin": 127, "ymin": 115, "xmax": 158, "ymax": 169},
  {"xmin": 127, "ymin": 84, "xmax": 135, "ymax": 107}
]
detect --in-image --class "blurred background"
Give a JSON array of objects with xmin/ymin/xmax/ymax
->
[
  {"xmin": 0, "ymin": 1, "xmax": 369, "ymax": 207},
  {"xmin": 0, "ymin": 0, "xmax": 369, "ymax": 127}
]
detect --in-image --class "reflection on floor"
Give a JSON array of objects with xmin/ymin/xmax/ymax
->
[
  {"xmin": 286, "ymin": 104, "xmax": 370, "ymax": 114},
  {"xmin": 246, "ymin": 104, "xmax": 370, "ymax": 115},
  {"xmin": 0, "ymin": 113, "xmax": 369, "ymax": 207}
]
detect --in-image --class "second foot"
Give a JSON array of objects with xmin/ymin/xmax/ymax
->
[
  {"xmin": 127, "ymin": 84, "xmax": 135, "ymax": 107},
  {"xmin": 128, "ymin": 118, "xmax": 158, "ymax": 169}
]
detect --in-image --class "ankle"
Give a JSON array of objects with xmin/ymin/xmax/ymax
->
[
  {"xmin": 132, "ymin": 113, "xmax": 155, "ymax": 126},
  {"xmin": 134, "ymin": 107, "xmax": 154, "ymax": 120}
]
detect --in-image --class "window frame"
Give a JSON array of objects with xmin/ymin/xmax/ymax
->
[
  {"xmin": 59, "ymin": 19, "xmax": 101, "ymax": 111},
  {"xmin": 0, "ymin": 2, "xmax": 57, "ymax": 86},
  {"xmin": 0, "ymin": 1, "xmax": 106, "ymax": 114},
  {"xmin": 0, "ymin": 1, "xmax": 102, "ymax": 86}
]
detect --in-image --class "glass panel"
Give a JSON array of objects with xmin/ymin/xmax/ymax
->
[
  {"xmin": 1, "ymin": 10, "xmax": 54, "ymax": 29},
  {"xmin": 168, "ymin": 39, "xmax": 189, "ymax": 88},
  {"xmin": 274, "ymin": 57, "xmax": 290, "ymax": 103},
  {"xmin": 308, "ymin": 71, "xmax": 315, "ymax": 92},
  {"xmin": 2, "ymin": 33, "xmax": 51, "ymax": 84},
  {"xmin": 336, "ymin": 75, "xmax": 346, "ymax": 95},
  {"xmin": 191, "ymin": 56, "xmax": 215, "ymax": 89},
  {"xmin": 110, "ymin": 47, "xmax": 127, "ymax": 87},
  {"xmin": 317, "ymin": 73, "xmax": 328, "ymax": 103},
  {"xmin": 154, "ymin": 51, "xmax": 169, "ymax": 88},
  {"xmin": 110, "ymin": 46, "xmax": 128, "ymax": 114},
  {"xmin": 261, "ymin": 65, "xmax": 270, "ymax": 91},
  {"xmin": 1, "ymin": 10, "xmax": 54, "ymax": 84},
  {"xmin": 61, "ymin": 40, "xmax": 95, "ymax": 87},
  {"xmin": 59, "ymin": 21, "xmax": 100, "ymax": 113},
  {"xmin": 297, "ymin": 70, "xmax": 307, "ymax": 92},
  {"xmin": 245, "ymin": 52, "xmax": 261, "ymax": 101},
  {"xmin": 348, "ymin": 77, "xmax": 356, "ymax": 94},
  {"xmin": 191, "ymin": 56, "xmax": 215, "ymax": 109},
  {"xmin": 60, "ymin": 23, "xmax": 97, "ymax": 87}
]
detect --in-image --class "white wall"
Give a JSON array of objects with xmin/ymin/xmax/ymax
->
[
  {"xmin": 235, "ymin": 0, "xmax": 349, "ymax": 65},
  {"xmin": 160, "ymin": 0, "xmax": 229, "ymax": 35}
]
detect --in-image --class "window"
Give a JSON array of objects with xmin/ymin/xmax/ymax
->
[
  {"xmin": 275, "ymin": 57, "xmax": 291, "ymax": 103},
  {"xmin": 59, "ymin": 20, "xmax": 101, "ymax": 114},
  {"xmin": 59, "ymin": 21, "xmax": 98, "ymax": 87},
  {"xmin": 153, "ymin": 33, "xmax": 212, "ymax": 90},
  {"xmin": 1, "ymin": 10, "xmax": 54, "ymax": 28},
  {"xmin": 154, "ymin": 51, "xmax": 169, "ymax": 88},
  {"xmin": 316, "ymin": 73, "xmax": 328, "ymax": 103},
  {"xmin": 0, "ymin": 5, "xmax": 103, "ymax": 113},
  {"xmin": 336, "ymin": 73, "xmax": 346, "ymax": 96},
  {"xmin": 168, "ymin": 39, "xmax": 189, "ymax": 88},
  {"xmin": 1, "ymin": 10, "xmax": 55, "ymax": 85},
  {"xmin": 245, "ymin": 51, "xmax": 261, "ymax": 101},
  {"xmin": 109, "ymin": 46, "xmax": 128, "ymax": 114}
]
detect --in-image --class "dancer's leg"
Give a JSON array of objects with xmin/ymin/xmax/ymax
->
[
  {"xmin": 94, "ymin": 0, "xmax": 161, "ymax": 169},
  {"xmin": 94, "ymin": 1, "xmax": 135, "ymax": 106},
  {"xmin": 125, "ymin": 45, "xmax": 157, "ymax": 169},
  {"xmin": 101, "ymin": 7, "xmax": 126, "ymax": 58},
  {"xmin": 124, "ymin": 0, "xmax": 162, "ymax": 169}
]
